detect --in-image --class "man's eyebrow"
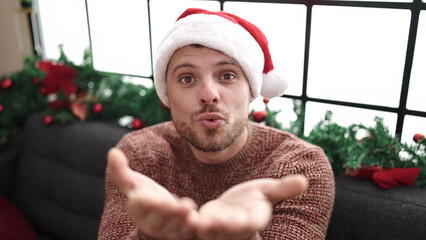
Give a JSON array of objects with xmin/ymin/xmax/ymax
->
[
  {"xmin": 171, "ymin": 60, "xmax": 240, "ymax": 74},
  {"xmin": 172, "ymin": 63, "xmax": 196, "ymax": 74},
  {"xmin": 216, "ymin": 60, "xmax": 239, "ymax": 68}
]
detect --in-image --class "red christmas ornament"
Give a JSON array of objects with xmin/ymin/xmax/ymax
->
[
  {"xmin": 0, "ymin": 104, "xmax": 3, "ymax": 113},
  {"xmin": 413, "ymin": 133, "xmax": 424, "ymax": 143},
  {"xmin": 93, "ymin": 103, "xmax": 103, "ymax": 114},
  {"xmin": 252, "ymin": 110, "xmax": 267, "ymax": 122},
  {"xmin": 43, "ymin": 115, "xmax": 53, "ymax": 125},
  {"xmin": 1, "ymin": 78, "xmax": 12, "ymax": 90},
  {"xmin": 39, "ymin": 86, "xmax": 47, "ymax": 95},
  {"xmin": 132, "ymin": 118, "xmax": 145, "ymax": 129},
  {"xmin": 32, "ymin": 77, "xmax": 39, "ymax": 85},
  {"xmin": 263, "ymin": 98, "xmax": 270, "ymax": 104}
]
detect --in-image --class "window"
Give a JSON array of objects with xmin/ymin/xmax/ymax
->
[
  {"xmin": 407, "ymin": 11, "xmax": 426, "ymax": 112},
  {"xmin": 34, "ymin": 0, "xmax": 426, "ymax": 143},
  {"xmin": 304, "ymin": 102, "xmax": 397, "ymax": 135},
  {"xmin": 87, "ymin": 0, "xmax": 152, "ymax": 76},
  {"xmin": 37, "ymin": 0, "xmax": 89, "ymax": 64},
  {"xmin": 308, "ymin": 5, "xmax": 410, "ymax": 107}
]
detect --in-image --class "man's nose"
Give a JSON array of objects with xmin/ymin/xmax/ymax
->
[{"xmin": 199, "ymin": 79, "xmax": 220, "ymax": 105}]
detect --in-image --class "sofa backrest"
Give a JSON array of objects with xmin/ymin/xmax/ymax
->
[
  {"xmin": 13, "ymin": 112, "xmax": 130, "ymax": 240},
  {"xmin": 326, "ymin": 176, "xmax": 426, "ymax": 240}
]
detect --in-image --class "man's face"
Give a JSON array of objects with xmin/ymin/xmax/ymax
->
[{"xmin": 166, "ymin": 45, "xmax": 252, "ymax": 152}]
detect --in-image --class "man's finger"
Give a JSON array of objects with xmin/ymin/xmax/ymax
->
[
  {"xmin": 263, "ymin": 175, "xmax": 308, "ymax": 204},
  {"xmin": 108, "ymin": 147, "xmax": 137, "ymax": 194}
]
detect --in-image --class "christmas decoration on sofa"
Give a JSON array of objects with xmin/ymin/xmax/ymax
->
[
  {"xmin": 294, "ymin": 105, "xmax": 426, "ymax": 188},
  {"xmin": 0, "ymin": 46, "xmax": 171, "ymax": 144}
]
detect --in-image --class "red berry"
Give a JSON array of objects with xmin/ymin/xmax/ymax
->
[
  {"xmin": 0, "ymin": 104, "xmax": 3, "ymax": 113},
  {"xmin": 43, "ymin": 115, "xmax": 53, "ymax": 125},
  {"xmin": 92, "ymin": 103, "xmax": 103, "ymax": 114},
  {"xmin": 263, "ymin": 98, "xmax": 270, "ymax": 104},
  {"xmin": 252, "ymin": 110, "xmax": 268, "ymax": 122},
  {"xmin": 413, "ymin": 133, "xmax": 424, "ymax": 143},
  {"xmin": 1, "ymin": 78, "xmax": 12, "ymax": 90},
  {"xmin": 132, "ymin": 118, "xmax": 145, "ymax": 129}
]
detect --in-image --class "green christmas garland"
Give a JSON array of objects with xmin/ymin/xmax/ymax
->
[
  {"xmin": 1, "ymin": 48, "xmax": 425, "ymax": 188},
  {"xmin": 284, "ymin": 101, "xmax": 426, "ymax": 188},
  {"xmin": 0, "ymin": 47, "xmax": 171, "ymax": 144}
]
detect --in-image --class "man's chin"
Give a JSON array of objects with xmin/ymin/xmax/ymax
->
[
  {"xmin": 189, "ymin": 134, "xmax": 231, "ymax": 152},
  {"xmin": 190, "ymin": 142, "xmax": 230, "ymax": 153}
]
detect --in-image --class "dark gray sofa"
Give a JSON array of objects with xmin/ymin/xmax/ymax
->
[
  {"xmin": 1, "ymin": 112, "xmax": 425, "ymax": 240},
  {"xmin": 0, "ymin": 112, "xmax": 130, "ymax": 240}
]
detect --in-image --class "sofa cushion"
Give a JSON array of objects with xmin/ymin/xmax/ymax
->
[
  {"xmin": 0, "ymin": 138, "xmax": 21, "ymax": 199},
  {"xmin": 326, "ymin": 176, "xmax": 426, "ymax": 240},
  {"xmin": 13, "ymin": 112, "xmax": 130, "ymax": 240},
  {"xmin": 0, "ymin": 195, "xmax": 37, "ymax": 240}
]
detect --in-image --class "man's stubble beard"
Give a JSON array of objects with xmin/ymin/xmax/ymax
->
[{"xmin": 173, "ymin": 104, "xmax": 248, "ymax": 152}]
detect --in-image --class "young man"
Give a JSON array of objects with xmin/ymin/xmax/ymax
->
[{"xmin": 98, "ymin": 8, "xmax": 335, "ymax": 240}]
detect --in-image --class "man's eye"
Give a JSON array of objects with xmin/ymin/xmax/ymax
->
[
  {"xmin": 220, "ymin": 73, "xmax": 236, "ymax": 81},
  {"xmin": 180, "ymin": 76, "xmax": 194, "ymax": 84}
]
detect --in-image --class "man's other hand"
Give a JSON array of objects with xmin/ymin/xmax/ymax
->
[{"xmin": 196, "ymin": 175, "xmax": 308, "ymax": 240}]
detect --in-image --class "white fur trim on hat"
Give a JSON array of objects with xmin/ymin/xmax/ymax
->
[{"xmin": 154, "ymin": 9, "xmax": 288, "ymax": 107}]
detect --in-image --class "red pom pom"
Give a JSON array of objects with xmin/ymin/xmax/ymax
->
[
  {"xmin": 92, "ymin": 103, "xmax": 103, "ymax": 114},
  {"xmin": 0, "ymin": 104, "xmax": 3, "ymax": 113},
  {"xmin": 263, "ymin": 98, "xmax": 269, "ymax": 104},
  {"xmin": 1, "ymin": 78, "xmax": 12, "ymax": 90},
  {"xmin": 132, "ymin": 118, "xmax": 145, "ymax": 129},
  {"xmin": 252, "ymin": 110, "xmax": 267, "ymax": 122},
  {"xmin": 43, "ymin": 115, "xmax": 53, "ymax": 125},
  {"xmin": 413, "ymin": 133, "xmax": 424, "ymax": 143}
]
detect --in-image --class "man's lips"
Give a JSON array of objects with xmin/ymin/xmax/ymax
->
[{"xmin": 198, "ymin": 113, "xmax": 225, "ymax": 129}]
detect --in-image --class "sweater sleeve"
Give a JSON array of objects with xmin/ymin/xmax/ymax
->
[
  {"xmin": 260, "ymin": 147, "xmax": 335, "ymax": 240},
  {"xmin": 97, "ymin": 135, "xmax": 156, "ymax": 240}
]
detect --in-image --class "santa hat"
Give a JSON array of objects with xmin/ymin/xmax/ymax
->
[{"xmin": 154, "ymin": 8, "xmax": 288, "ymax": 107}]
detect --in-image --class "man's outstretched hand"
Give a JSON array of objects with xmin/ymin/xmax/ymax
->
[
  {"xmin": 108, "ymin": 148, "xmax": 308, "ymax": 240},
  {"xmin": 196, "ymin": 175, "xmax": 308, "ymax": 240},
  {"xmin": 108, "ymin": 148, "xmax": 198, "ymax": 240}
]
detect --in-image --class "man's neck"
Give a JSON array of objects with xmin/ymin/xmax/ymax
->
[{"xmin": 190, "ymin": 126, "xmax": 249, "ymax": 164}]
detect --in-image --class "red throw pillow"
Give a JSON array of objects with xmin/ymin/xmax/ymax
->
[{"xmin": 0, "ymin": 195, "xmax": 38, "ymax": 240}]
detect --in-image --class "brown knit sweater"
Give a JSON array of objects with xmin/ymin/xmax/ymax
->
[{"xmin": 98, "ymin": 121, "xmax": 335, "ymax": 240}]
